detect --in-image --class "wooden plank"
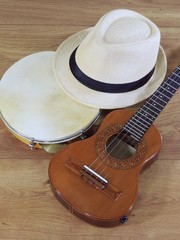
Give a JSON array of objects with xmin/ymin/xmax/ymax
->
[{"xmin": 0, "ymin": 0, "xmax": 180, "ymax": 239}]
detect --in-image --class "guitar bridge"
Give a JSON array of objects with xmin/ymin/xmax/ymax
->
[
  {"xmin": 80, "ymin": 165, "xmax": 108, "ymax": 189},
  {"xmin": 65, "ymin": 157, "xmax": 122, "ymax": 200}
]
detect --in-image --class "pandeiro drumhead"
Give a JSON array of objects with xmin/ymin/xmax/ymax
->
[{"xmin": 0, "ymin": 52, "xmax": 100, "ymax": 146}]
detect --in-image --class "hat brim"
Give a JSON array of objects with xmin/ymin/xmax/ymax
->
[{"xmin": 54, "ymin": 28, "xmax": 167, "ymax": 109}]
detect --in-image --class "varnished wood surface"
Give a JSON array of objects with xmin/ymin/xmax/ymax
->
[
  {"xmin": 0, "ymin": 0, "xmax": 180, "ymax": 239},
  {"xmin": 49, "ymin": 109, "xmax": 162, "ymax": 227}
]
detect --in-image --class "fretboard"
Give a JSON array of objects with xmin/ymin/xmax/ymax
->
[{"xmin": 123, "ymin": 65, "xmax": 180, "ymax": 142}]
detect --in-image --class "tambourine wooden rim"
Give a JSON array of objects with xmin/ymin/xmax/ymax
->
[{"xmin": 0, "ymin": 111, "xmax": 100, "ymax": 151}]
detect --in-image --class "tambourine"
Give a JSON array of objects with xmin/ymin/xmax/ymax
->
[{"xmin": 0, "ymin": 52, "xmax": 100, "ymax": 153}]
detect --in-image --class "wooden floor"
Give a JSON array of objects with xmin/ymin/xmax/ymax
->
[{"xmin": 0, "ymin": 0, "xmax": 180, "ymax": 239}]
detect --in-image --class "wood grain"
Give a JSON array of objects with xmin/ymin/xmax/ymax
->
[
  {"xmin": 0, "ymin": 0, "xmax": 180, "ymax": 239},
  {"xmin": 49, "ymin": 109, "xmax": 163, "ymax": 227}
]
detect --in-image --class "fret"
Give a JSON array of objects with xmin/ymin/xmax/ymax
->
[
  {"xmin": 136, "ymin": 110, "xmax": 155, "ymax": 123},
  {"xmin": 131, "ymin": 119, "xmax": 150, "ymax": 135},
  {"xmin": 128, "ymin": 117, "xmax": 147, "ymax": 132},
  {"xmin": 159, "ymin": 85, "xmax": 175, "ymax": 96},
  {"xmin": 122, "ymin": 65, "xmax": 180, "ymax": 142},
  {"xmin": 134, "ymin": 107, "xmax": 155, "ymax": 125},
  {"xmin": 154, "ymin": 98, "xmax": 167, "ymax": 107},
  {"xmin": 123, "ymin": 124, "xmax": 144, "ymax": 137},
  {"xmin": 173, "ymin": 72, "xmax": 180, "ymax": 78},
  {"xmin": 138, "ymin": 109, "xmax": 157, "ymax": 124},
  {"xmin": 132, "ymin": 116, "xmax": 151, "ymax": 130},
  {"xmin": 147, "ymin": 96, "xmax": 167, "ymax": 110},
  {"xmin": 158, "ymin": 88, "xmax": 171, "ymax": 98},
  {"xmin": 168, "ymin": 71, "xmax": 180, "ymax": 81},
  {"xmin": 152, "ymin": 92, "xmax": 168, "ymax": 105},
  {"xmin": 122, "ymin": 126, "xmax": 140, "ymax": 142},
  {"xmin": 124, "ymin": 116, "xmax": 149, "ymax": 138},
  {"xmin": 168, "ymin": 78, "xmax": 180, "ymax": 89},
  {"xmin": 123, "ymin": 112, "xmax": 151, "ymax": 140},
  {"xmin": 155, "ymin": 90, "xmax": 171, "ymax": 101},
  {"xmin": 125, "ymin": 111, "xmax": 151, "ymax": 136},
  {"xmin": 140, "ymin": 106, "xmax": 159, "ymax": 119},
  {"xmin": 164, "ymin": 81, "xmax": 177, "ymax": 91},
  {"xmin": 123, "ymin": 129, "xmax": 141, "ymax": 142},
  {"xmin": 147, "ymin": 98, "xmax": 165, "ymax": 110},
  {"xmin": 146, "ymin": 98, "xmax": 164, "ymax": 110}
]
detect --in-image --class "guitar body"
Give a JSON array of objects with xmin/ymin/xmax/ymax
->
[{"xmin": 48, "ymin": 109, "xmax": 162, "ymax": 227}]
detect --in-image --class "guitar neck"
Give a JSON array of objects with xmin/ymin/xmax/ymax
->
[{"xmin": 123, "ymin": 65, "xmax": 180, "ymax": 142}]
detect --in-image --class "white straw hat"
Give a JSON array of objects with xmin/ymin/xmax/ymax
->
[{"xmin": 54, "ymin": 9, "xmax": 167, "ymax": 109}]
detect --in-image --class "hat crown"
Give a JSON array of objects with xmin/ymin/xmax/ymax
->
[
  {"xmin": 103, "ymin": 17, "xmax": 151, "ymax": 44},
  {"xmin": 76, "ymin": 9, "xmax": 160, "ymax": 84},
  {"xmin": 54, "ymin": 9, "xmax": 167, "ymax": 109}
]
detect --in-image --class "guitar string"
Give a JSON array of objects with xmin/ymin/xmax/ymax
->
[
  {"xmin": 88, "ymin": 79, "xmax": 171, "ymax": 171},
  {"xmin": 89, "ymin": 70, "xmax": 179, "ymax": 173},
  {"xmin": 92, "ymin": 131, "xmax": 134, "ymax": 172},
  {"xmin": 89, "ymin": 126, "xmax": 128, "ymax": 168},
  {"xmin": 98, "ymin": 74, "xmax": 179, "ymax": 178},
  {"xmin": 100, "ymin": 72, "xmax": 180, "ymax": 178},
  {"xmin": 89, "ymin": 86, "xmax": 166, "ymax": 170},
  {"xmin": 100, "ymin": 70, "xmax": 180, "ymax": 178},
  {"xmin": 87, "ymin": 68, "xmax": 180, "ymax": 179},
  {"xmin": 89, "ymin": 109, "xmax": 145, "ymax": 171}
]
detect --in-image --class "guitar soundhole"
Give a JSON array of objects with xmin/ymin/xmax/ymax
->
[
  {"xmin": 95, "ymin": 123, "xmax": 147, "ymax": 170},
  {"xmin": 106, "ymin": 134, "xmax": 136, "ymax": 160}
]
